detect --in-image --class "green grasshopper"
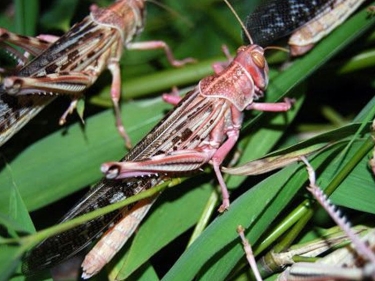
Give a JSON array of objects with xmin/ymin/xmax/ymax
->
[{"xmin": 237, "ymin": 158, "xmax": 375, "ymax": 281}]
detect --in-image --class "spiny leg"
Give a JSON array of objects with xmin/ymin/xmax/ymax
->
[
  {"xmin": 237, "ymin": 225, "xmax": 263, "ymax": 281},
  {"xmin": 301, "ymin": 156, "xmax": 375, "ymax": 268}
]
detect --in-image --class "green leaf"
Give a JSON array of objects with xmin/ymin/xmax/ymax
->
[
  {"xmin": 112, "ymin": 183, "xmax": 212, "ymax": 279},
  {"xmin": 0, "ymin": 245, "xmax": 24, "ymax": 281},
  {"xmin": 0, "ymin": 97, "xmax": 171, "ymax": 213},
  {"xmin": 1, "ymin": 0, "xmax": 375, "ymax": 280},
  {"xmin": 40, "ymin": 0, "xmax": 79, "ymax": 32},
  {"xmin": 0, "ymin": 169, "xmax": 35, "ymax": 237},
  {"xmin": 15, "ymin": 0, "xmax": 39, "ymax": 35},
  {"xmin": 163, "ymin": 163, "xmax": 303, "ymax": 281}
]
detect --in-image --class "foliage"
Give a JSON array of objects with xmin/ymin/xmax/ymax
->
[{"xmin": 0, "ymin": 0, "xmax": 375, "ymax": 280}]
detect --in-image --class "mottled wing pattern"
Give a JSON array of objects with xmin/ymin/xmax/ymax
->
[
  {"xmin": 0, "ymin": 15, "xmax": 119, "ymax": 146},
  {"xmin": 17, "ymin": 17, "xmax": 118, "ymax": 77},
  {"xmin": 0, "ymin": 32, "xmax": 53, "ymax": 146},
  {"xmin": 244, "ymin": 0, "xmax": 335, "ymax": 46},
  {"xmin": 22, "ymin": 89, "xmax": 231, "ymax": 273},
  {"xmin": 0, "ymin": 94, "xmax": 53, "ymax": 146},
  {"xmin": 22, "ymin": 177, "xmax": 156, "ymax": 273}
]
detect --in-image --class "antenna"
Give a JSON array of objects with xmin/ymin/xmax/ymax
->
[
  {"xmin": 223, "ymin": 0, "xmax": 253, "ymax": 45},
  {"xmin": 264, "ymin": 46, "xmax": 290, "ymax": 54}
]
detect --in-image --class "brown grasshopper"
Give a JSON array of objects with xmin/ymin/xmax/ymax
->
[
  {"xmin": 22, "ymin": 0, "xmax": 292, "ymax": 278},
  {"xmin": 0, "ymin": 0, "xmax": 194, "ymax": 148},
  {"xmin": 288, "ymin": 0, "xmax": 366, "ymax": 56},
  {"xmin": 244, "ymin": 0, "xmax": 366, "ymax": 56}
]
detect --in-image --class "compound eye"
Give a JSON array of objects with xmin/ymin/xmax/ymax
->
[{"xmin": 251, "ymin": 51, "xmax": 265, "ymax": 68}]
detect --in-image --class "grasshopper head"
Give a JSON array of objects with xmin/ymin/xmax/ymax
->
[
  {"xmin": 199, "ymin": 44, "xmax": 270, "ymax": 111},
  {"xmin": 235, "ymin": 44, "xmax": 269, "ymax": 99}
]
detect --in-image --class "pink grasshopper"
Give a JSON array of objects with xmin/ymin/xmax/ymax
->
[
  {"xmin": 22, "ymin": 0, "xmax": 292, "ymax": 278},
  {"xmin": 0, "ymin": 0, "xmax": 193, "ymax": 147}
]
